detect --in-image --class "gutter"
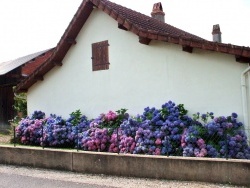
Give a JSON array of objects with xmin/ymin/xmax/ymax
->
[{"xmin": 241, "ymin": 66, "xmax": 250, "ymax": 137}]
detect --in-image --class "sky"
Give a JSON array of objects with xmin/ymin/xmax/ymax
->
[{"xmin": 0, "ymin": 0, "xmax": 250, "ymax": 62}]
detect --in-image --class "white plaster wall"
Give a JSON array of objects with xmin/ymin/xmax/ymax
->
[
  {"xmin": 246, "ymin": 72, "xmax": 250, "ymax": 135},
  {"xmin": 28, "ymin": 9, "xmax": 248, "ymax": 122}
]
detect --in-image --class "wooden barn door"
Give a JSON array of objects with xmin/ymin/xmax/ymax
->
[
  {"xmin": 0, "ymin": 88, "xmax": 4, "ymax": 125},
  {"xmin": 0, "ymin": 86, "xmax": 15, "ymax": 126}
]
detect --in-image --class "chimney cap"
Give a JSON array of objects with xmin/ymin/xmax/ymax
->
[
  {"xmin": 212, "ymin": 24, "xmax": 222, "ymax": 34},
  {"xmin": 151, "ymin": 2, "xmax": 165, "ymax": 16}
]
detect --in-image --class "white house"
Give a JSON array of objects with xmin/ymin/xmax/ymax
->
[{"xmin": 16, "ymin": 0, "xmax": 250, "ymax": 133}]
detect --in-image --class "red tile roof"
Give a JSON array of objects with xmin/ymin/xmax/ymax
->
[
  {"xmin": 103, "ymin": 0, "xmax": 203, "ymax": 40},
  {"xmin": 22, "ymin": 49, "xmax": 54, "ymax": 76},
  {"xmin": 15, "ymin": 0, "xmax": 250, "ymax": 93}
]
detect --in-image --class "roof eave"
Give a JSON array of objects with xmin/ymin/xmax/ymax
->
[
  {"xmin": 15, "ymin": 0, "xmax": 250, "ymax": 93},
  {"xmin": 15, "ymin": 0, "xmax": 94, "ymax": 93}
]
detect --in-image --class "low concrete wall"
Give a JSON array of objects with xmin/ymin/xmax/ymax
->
[
  {"xmin": 0, "ymin": 146, "xmax": 72, "ymax": 171},
  {"xmin": 0, "ymin": 145, "xmax": 249, "ymax": 186}
]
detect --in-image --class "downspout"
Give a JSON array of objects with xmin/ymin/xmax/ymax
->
[{"xmin": 241, "ymin": 66, "xmax": 250, "ymax": 139}]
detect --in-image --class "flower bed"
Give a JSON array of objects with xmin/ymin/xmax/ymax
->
[{"xmin": 15, "ymin": 101, "xmax": 250, "ymax": 159}]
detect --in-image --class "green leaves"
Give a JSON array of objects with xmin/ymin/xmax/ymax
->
[
  {"xmin": 69, "ymin": 109, "xmax": 82, "ymax": 126},
  {"xmin": 160, "ymin": 107, "xmax": 169, "ymax": 119},
  {"xmin": 99, "ymin": 108, "xmax": 128, "ymax": 131},
  {"xmin": 13, "ymin": 92, "xmax": 27, "ymax": 116},
  {"xmin": 112, "ymin": 108, "xmax": 128, "ymax": 129},
  {"xmin": 177, "ymin": 104, "xmax": 188, "ymax": 117}
]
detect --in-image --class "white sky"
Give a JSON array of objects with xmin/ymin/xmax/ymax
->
[{"xmin": 0, "ymin": 0, "xmax": 250, "ymax": 62}]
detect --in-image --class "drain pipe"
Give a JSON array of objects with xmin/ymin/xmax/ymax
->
[{"xmin": 241, "ymin": 66, "xmax": 250, "ymax": 138}]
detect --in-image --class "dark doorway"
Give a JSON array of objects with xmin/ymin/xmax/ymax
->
[{"xmin": 0, "ymin": 86, "xmax": 15, "ymax": 126}]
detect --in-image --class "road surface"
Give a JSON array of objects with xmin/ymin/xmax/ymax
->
[{"xmin": 0, "ymin": 164, "xmax": 244, "ymax": 188}]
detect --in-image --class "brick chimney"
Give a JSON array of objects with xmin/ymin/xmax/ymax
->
[
  {"xmin": 151, "ymin": 2, "xmax": 165, "ymax": 22},
  {"xmin": 212, "ymin": 24, "xmax": 222, "ymax": 42}
]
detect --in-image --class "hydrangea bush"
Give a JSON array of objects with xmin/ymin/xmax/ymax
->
[
  {"xmin": 15, "ymin": 101, "xmax": 250, "ymax": 159},
  {"xmin": 15, "ymin": 111, "xmax": 46, "ymax": 145},
  {"xmin": 15, "ymin": 118, "xmax": 44, "ymax": 145},
  {"xmin": 41, "ymin": 114, "xmax": 73, "ymax": 147}
]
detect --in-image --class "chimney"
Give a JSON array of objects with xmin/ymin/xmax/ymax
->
[
  {"xmin": 212, "ymin": 24, "xmax": 222, "ymax": 42},
  {"xmin": 151, "ymin": 2, "xmax": 165, "ymax": 22}
]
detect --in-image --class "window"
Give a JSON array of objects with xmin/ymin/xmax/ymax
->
[{"xmin": 91, "ymin": 40, "xmax": 109, "ymax": 71}]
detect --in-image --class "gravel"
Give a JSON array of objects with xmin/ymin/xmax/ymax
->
[
  {"xmin": 0, "ymin": 164, "xmax": 245, "ymax": 188},
  {"xmin": 0, "ymin": 134, "xmax": 12, "ymax": 144}
]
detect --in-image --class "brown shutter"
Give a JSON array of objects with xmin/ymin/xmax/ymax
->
[
  {"xmin": 92, "ymin": 42, "xmax": 98, "ymax": 71},
  {"xmin": 92, "ymin": 40, "xmax": 109, "ymax": 71}
]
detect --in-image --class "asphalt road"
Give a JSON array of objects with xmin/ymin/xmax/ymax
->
[
  {"xmin": 0, "ymin": 164, "xmax": 244, "ymax": 188},
  {"xmin": 0, "ymin": 173, "xmax": 109, "ymax": 188}
]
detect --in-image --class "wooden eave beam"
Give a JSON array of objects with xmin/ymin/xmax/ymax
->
[
  {"xmin": 110, "ymin": 10, "xmax": 118, "ymax": 20},
  {"xmin": 35, "ymin": 75, "xmax": 44, "ymax": 81},
  {"xmin": 139, "ymin": 37, "xmax": 151, "ymax": 45},
  {"xmin": 14, "ymin": 0, "xmax": 94, "ymax": 93},
  {"xmin": 18, "ymin": 89, "xmax": 28, "ymax": 93},
  {"xmin": 97, "ymin": 0, "xmax": 105, "ymax": 10},
  {"xmin": 65, "ymin": 38, "xmax": 77, "ymax": 45},
  {"xmin": 91, "ymin": 0, "xmax": 99, "ymax": 6},
  {"xmin": 0, "ymin": 82, "xmax": 18, "ymax": 88},
  {"xmin": 116, "ymin": 15, "xmax": 125, "ymax": 25},
  {"xmin": 168, "ymin": 36, "xmax": 179, "ymax": 44},
  {"xmin": 123, "ymin": 20, "xmax": 132, "ymax": 30},
  {"xmin": 5, "ymin": 73, "xmax": 22, "ymax": 78},
  {"xmin": 157, "ymin": 34, "xmax": 168, "ymax": 42},
  {"xmin": 182, "ymin": 45, "xmax": 193, "ymax": 53},
  {"xmin": 147, "ymin": 33, "xmax": 158, "ymax": 40},
  {"xmin": 52, "ymin": 61, "xmax": 63, "ymax": 66},
  {"xmin": 118, "ymin": 23, "xmax": 128, "ymax": 31},
  {"xmin": 235, "ymin": 55, "xmax": 250, "ymax": 63},
  {"xmin": 103, "ymin": 4, "xmax": 111, "ymax": 15},
  {"xmin": 130, "ymin": 25, "xmax": 139, "ymax": 35}
]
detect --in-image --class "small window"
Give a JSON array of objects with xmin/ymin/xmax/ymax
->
[{"xmin": 92, "ymin": 40, "xmax": 109, "ymax": 71}]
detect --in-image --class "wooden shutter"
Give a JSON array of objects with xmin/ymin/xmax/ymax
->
[{"xmin": 92, "ymin": 40, "xmax": 109, "ymax": 71}]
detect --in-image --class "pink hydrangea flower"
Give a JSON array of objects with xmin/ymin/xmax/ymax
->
[
  {"xmin": 235, "ymin": 135, "xmax": 242, "ymax": 141},
  {"xmin": 105, "ymin": 111, "xmax": 117, "ymax": 121},
  {"xmin": 154, "ymin": 148, "xmax": 161, "ymax": 155},
  {"xmin": 196, "ymin": 138, "xmax": 205, "ymax": 148},
  {"xmin": 155, "ymin": 138, "xmax": 162, "ymax": 145},
  {"xmin": 113, "ymin": 147, "xmax": 119, "ymax": 153},
  {"xmin": 194, "ymin": 148, "xmax": 207, "ymax": 157},
  {"xmin": 101, "ymin": 144, "xmax": 106, "ymax": 151}
]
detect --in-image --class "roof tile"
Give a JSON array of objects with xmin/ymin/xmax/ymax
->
[
  {"xmin": 103, "ymin": 0, "xmax": 203, "ymax": 40},
  {"xmin": 15, "ymin": 0, "xmax": 250, "ymax": 93}
]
